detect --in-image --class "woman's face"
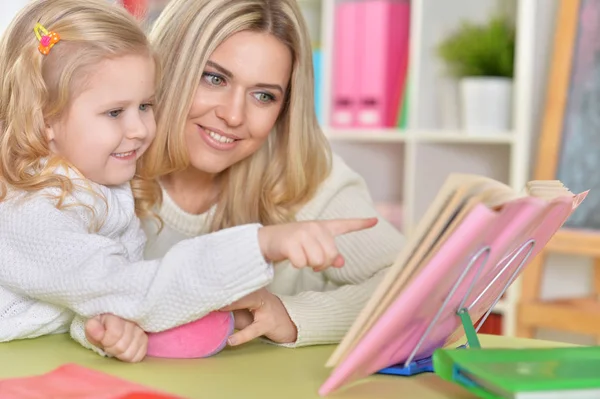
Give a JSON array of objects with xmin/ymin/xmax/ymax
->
[{"xmin": 184, "ymin": 31, "xmax": 292, "ymax": 174}]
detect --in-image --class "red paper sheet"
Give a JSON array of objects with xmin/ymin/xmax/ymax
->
[{"xmin": 0, "ymin": 363, "xmax": 181, "ymax": 398}]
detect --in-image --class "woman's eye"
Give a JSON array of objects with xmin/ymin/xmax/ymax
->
[
  {"xmin": 203, "ymin": 73, "xmax": 224, "ymax": 86},
  {"xmin": 139, "ymin": 103, "xmax": 153, "ymax": 111},
  {"xmin": 108, "ymin": 110, "xmax": 122, "ymax": 118},
  {"xmin": 255, "ymin": 92, "xmax": 275, "ymax": 103}
]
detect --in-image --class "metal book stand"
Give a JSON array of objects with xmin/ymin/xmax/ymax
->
[{"xmin": 377, "ymin": 238, "xmax": 536, "ymax": 376}]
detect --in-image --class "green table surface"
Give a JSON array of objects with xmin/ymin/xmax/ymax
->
[{"xmin": 0, "ymin": 333, "xmax": 575, "ymax": 398}]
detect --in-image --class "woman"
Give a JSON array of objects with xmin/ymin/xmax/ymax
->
[{"xmin": 135, "ymin": 0, "xmax": 406, "ymax": 347}]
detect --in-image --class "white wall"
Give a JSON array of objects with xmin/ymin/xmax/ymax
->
[
  {"xmin": 0, "ymin": 1, "xmax": 30, "ymax": 37},
  {"xmin": 0, "ymin": 1, "xmax": 121, "ymax": 37}
]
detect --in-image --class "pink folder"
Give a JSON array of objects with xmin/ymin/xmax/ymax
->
[
  {"xmin": 0, "ymin": 364, "xmax": 180, "ymax": 398},
  {"xmin": 356, "ymin": 0, "xmax": 410, "ymax": 128},
  {"xmin": 319, "ymin": 191, "xmax": 588, "ymax": 396},
  {"xmin": 330, "ymin": 1, "xmax": 361, "ymax": 128}
]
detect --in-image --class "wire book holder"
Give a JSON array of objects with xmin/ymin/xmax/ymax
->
[{"xmin": 377, "ymin": 238, "xmax": 536, "ymax": 377}]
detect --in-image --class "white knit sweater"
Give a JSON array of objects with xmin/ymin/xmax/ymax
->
[
  {"xmin": 0, "ymin": 173, "xmax": 273, "ymax": 354},
  {"xmin": 143, "ymin": 154, "xmax": 406, "ymax": 346}
]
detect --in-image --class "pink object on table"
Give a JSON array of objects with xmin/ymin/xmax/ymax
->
[
  {"xmin": 0, "ymin": 363, "xmax": 180, "ymax": 398},
  {"xmin": 146, "ymin": 311, "xmax": 234, "ymax": 359}
]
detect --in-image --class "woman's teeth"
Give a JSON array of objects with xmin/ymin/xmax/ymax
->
[
  {"xmin": 112, "ymin": 150, "xmax": 135, "ymax": 158},
  {"xmin": 207, "ymin": 130, "xmax": 235, "ymax": 143}
]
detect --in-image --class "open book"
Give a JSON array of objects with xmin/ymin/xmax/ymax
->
[{"xmin": 320, "ymin": 173, "xmax": 587, "ymax": 395}]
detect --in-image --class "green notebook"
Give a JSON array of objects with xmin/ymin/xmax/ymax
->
[{"xmin": 432, "ymin": 346, "xmax": 600, "ymax": 399}]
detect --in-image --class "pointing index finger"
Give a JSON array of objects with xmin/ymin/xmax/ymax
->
[{"xmin": 323, "ymin": 217, "xmax": 378, "ymax": 236}]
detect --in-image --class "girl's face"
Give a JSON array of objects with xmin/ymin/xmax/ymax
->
[
  {"xmin": 184, "ymin": 31, "xmax": 292, "ymax": 175},
  {"xmin": 46, "ymin": 54, "xmax": 156, "ymax": 186}
]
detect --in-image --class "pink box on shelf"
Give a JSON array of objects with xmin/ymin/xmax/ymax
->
[
  {"xmin": 356, "ymin": 0, "xmax": 410, "ymax": 128},
  {"xmin": 330, "ymin": 0, "xmax": 361, "ymax": 128}
]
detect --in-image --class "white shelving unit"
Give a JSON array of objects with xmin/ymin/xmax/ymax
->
[
  {"xmin": 0, "ymin": 1, "xmax": 29, "ymax": 36},
  {"xmin": 302, "ymin": 0, "xmax": 545, "ymax": 337},
  {"xmin": 0, "ymin": 0, "xmax": 548, "ymax": 338}
]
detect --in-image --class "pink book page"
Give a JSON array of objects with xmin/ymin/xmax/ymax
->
[
  {"xmin": 443, "ymin": 191, "xmax": 587, "ymax": 345},
  {"xmin": 319, "ymin": 194, "xmax": 579, "ymax": 396},
  {"xmin": 0, "ymin": 364, "xmax": 180, "ymax": 399},
  {"xmin": 319, "ymin": 203, "xmax": 499, "ymax": 395},
  {"xmin": 438, "ymin": 195, "xmax": 575, "ymax": 347},
  {"xmin": 443, "ymin": 192, "xmax": 586, "ymax": 346}
]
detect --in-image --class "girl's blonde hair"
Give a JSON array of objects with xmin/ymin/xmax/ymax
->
[
  {"xmin": 136, "ymin": 0, "xmax": 332, "ymax": 231},
  {"xmin": 0, "ymin": 0, "xmax": 155, "ymax": 210}
]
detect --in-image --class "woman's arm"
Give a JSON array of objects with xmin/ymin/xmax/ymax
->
[
  {"xmin": 275, "ymin": 156, "xmax": 406, "ymax": 346},
  {"xmin": 0, "ymin": 197, "xmax": 273, "ymax": 333}
]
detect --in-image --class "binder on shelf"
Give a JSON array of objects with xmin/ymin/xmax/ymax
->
[
  {"xmin": 356, "ymin": 0, "xmax": 410, "ymax": 128},
  {"xmin": 330, "ymin": 0, "xmax": 361, "ymax": 127},
  {"xmin": 395, "ymin": 70, "xmax": 411, "ymax": 129},
  {"xmin": 313, "ymin": 49, "xmax": 323, "ymax": 124},
  {"xmin": 318, "ymin": 175, "xmax": 589, "ymax": 396}
]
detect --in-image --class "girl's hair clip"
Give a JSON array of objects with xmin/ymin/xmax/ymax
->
[{"xmin": 33, "ymin": 23, "xmax": 60, "ymax": 56}]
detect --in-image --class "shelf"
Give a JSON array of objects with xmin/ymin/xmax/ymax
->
[
  {"xmin": 324, "ymin": 128, "xmax": 515, "ymax": 144},
  {"xmin": 414, "ymin": 130, "xmax": 515, "ymax": 144},
  {"xmin": 316, "ymin": 0, "xmax": 540, "ymax": 338},
  {"xmin": 324, "ymin": 128, "xmax": 408, "ymax": 142}
]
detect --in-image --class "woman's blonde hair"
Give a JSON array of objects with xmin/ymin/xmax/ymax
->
[
  {"xmin": 136, "ymin": 0, "xmax": 332, "ymax": 231},
  {"xmin": 0, "ymin": 0, "xmax": 155, "ymax": 210}
]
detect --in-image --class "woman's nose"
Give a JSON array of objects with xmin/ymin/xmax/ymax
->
[{"xmin": 215, "ymin": 89, "xmax": 245, "ymax": 127}]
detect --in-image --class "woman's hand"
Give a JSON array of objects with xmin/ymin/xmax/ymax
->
[
  {"xmin": 258, "ymin": 217, "xmax": 377, "ymax": 271},
  {"xmin": 220, "ymin": 288, "xmax": 297, "ymax": 346}
]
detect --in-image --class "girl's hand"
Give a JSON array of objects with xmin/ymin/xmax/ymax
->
[
  {"xmin": 257, "ymin": 217, "xmax": 377, "ymax": 271},
  {"xmin": 220, "ymin": 288, "xmax": 297, "ymax": 346},
  {"xmin": 85, "ymin": 314, "xmax": 148, "ymax": 363}
]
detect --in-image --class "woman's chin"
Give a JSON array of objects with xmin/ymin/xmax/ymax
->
[{"xmin": 189, "ymin": 155, "xmax": 233, "ymax": 175}]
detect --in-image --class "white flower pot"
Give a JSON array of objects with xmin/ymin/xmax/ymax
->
[
  {"xmin": 437, "ymin": 77, "xmax": 460, "ymax": 129},
  {"xmin": 459, "ymin": 77, "xmax": 513, "ymax": 133}
]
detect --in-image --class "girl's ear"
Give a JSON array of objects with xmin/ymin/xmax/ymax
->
[
  {"xmin": 45, "ymin": 123, "xmax": 55, "ymax": 142},
  {"xmin": 44, "ymin": 122, "xmax": 59, "ymax": 154}
]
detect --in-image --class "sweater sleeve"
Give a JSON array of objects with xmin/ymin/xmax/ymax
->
[
  {"xmin": 0, "ymin": 197, "xmax": 273, "ymax": 333},
  {"xmin": 274, "ymin": 156, "xmax": 406, "ymax": 346},
  {"xmin": 69, "ymin": 315, "xmax": 110, "ymax": 357}
]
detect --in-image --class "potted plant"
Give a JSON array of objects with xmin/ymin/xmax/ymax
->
[{"xmin": 437, "ymin": 15, "xmax": 516, "ymax": 133}]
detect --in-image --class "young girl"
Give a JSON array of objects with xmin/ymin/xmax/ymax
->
[{"xmin": 0, "ymin": 0, "xmax": 376, "ymax": 362}]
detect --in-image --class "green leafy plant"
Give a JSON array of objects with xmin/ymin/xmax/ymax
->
[{"xmin": 437, "ymin": 15, "xmax": 516, "ymax": 78}]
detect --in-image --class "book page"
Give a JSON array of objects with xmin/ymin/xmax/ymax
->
[
  {"xmin": 526, "ymin": 180, "xmax": 572, "ymax": 201},
  {"xmin": 326, "ymin": 174, "xmax": 516, "ymax": 367},
  {"xmin": 326, "ymin": 175, "xmax": 463, "ymax": 366}
]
